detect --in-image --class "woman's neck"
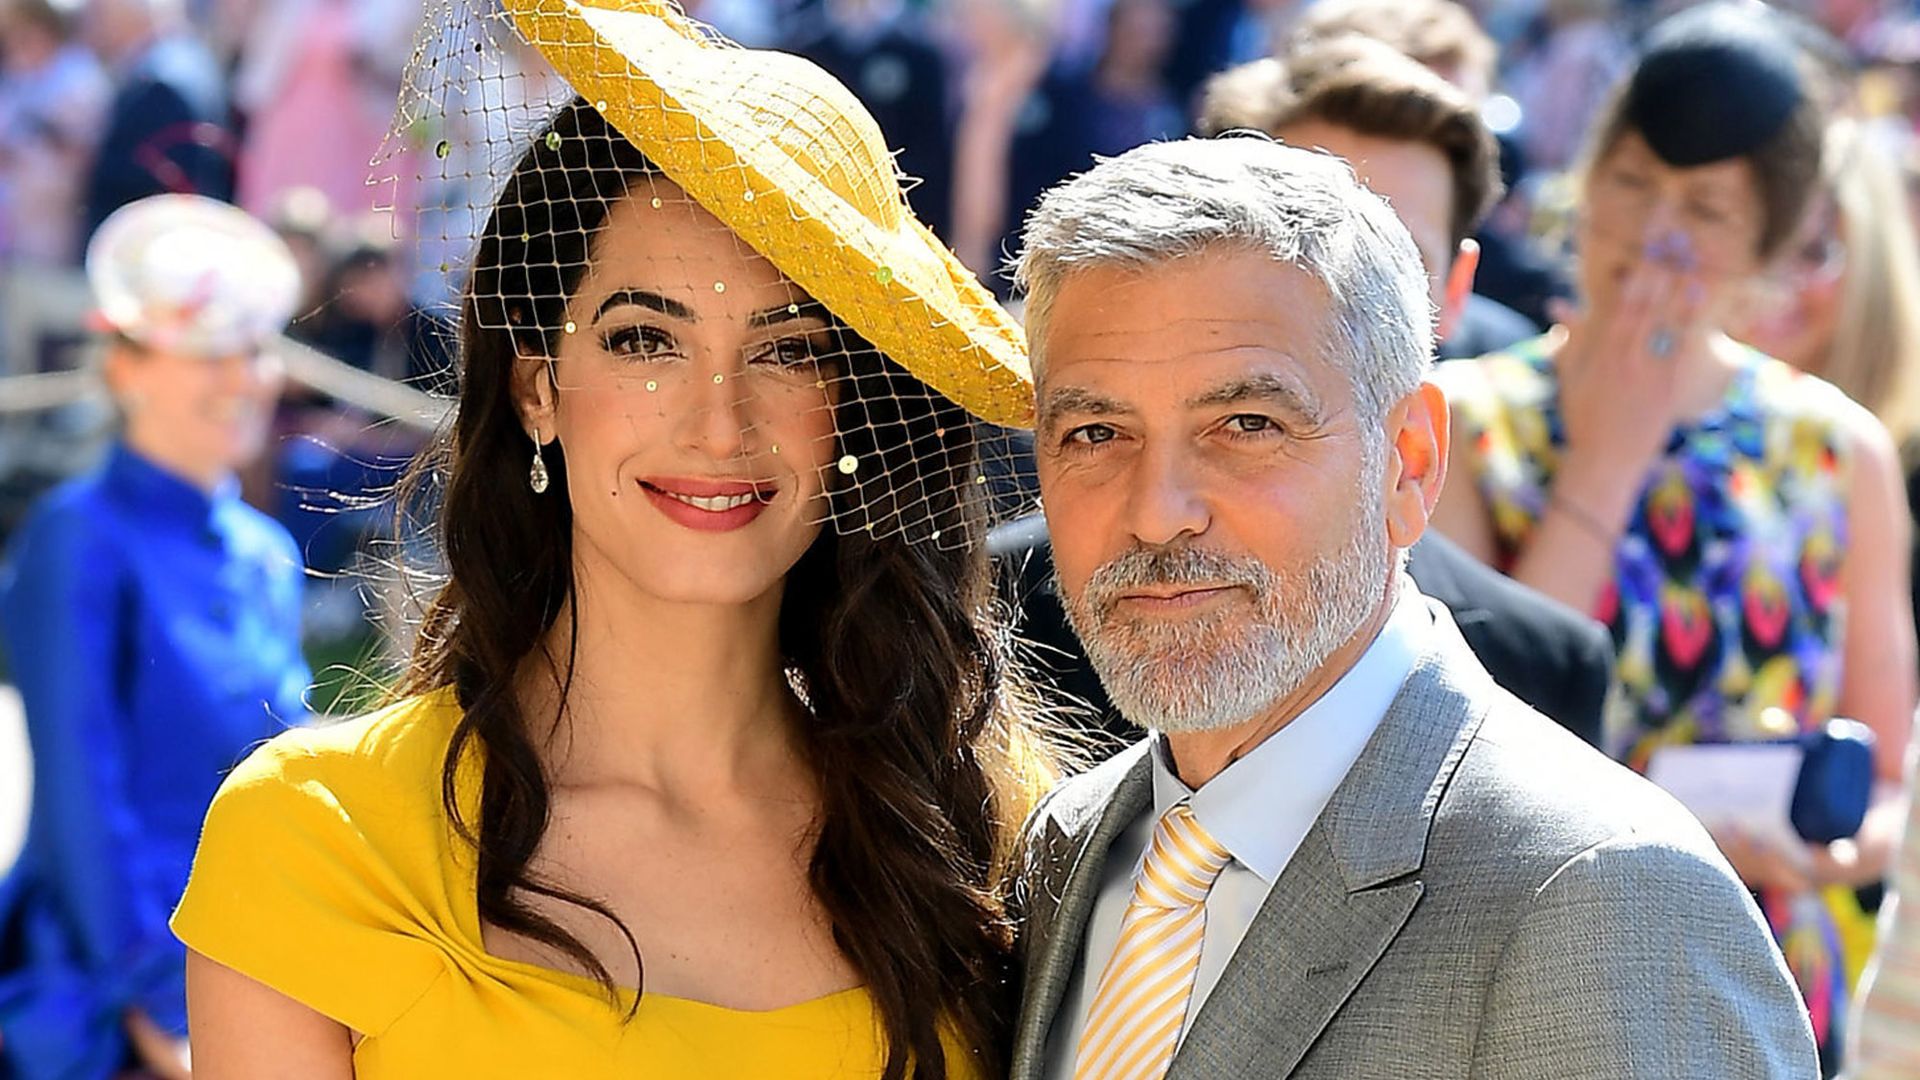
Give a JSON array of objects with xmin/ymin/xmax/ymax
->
[
  {"xmin": 121, "ymin": 426, "xmax": 226, "ymax": 493},
  {"xmin": 516, "ymin": 543, "xmax": 805, "ymax": 800}
]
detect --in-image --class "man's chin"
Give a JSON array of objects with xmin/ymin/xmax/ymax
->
[
  {"xmin": 1115, "ymin": 696, "xmax": 1268, "ymax": 736},
  {"xmin": 1086, "ymin": 637, "xmax": 1293, "ymax": 735},
  {"xmin": 1090, "ymin": 615, "xmax": 1244, "ymax": 656}
]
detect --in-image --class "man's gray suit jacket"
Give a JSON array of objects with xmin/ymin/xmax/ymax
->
[{"xmin": 1010, "ymin": 602, "xmax": 1819, "ymax": 1079}]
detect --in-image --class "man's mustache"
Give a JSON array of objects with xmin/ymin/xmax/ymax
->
[{"xmin": 1076, "ymin": 544, "xmax": 1274, "ymax": 617}]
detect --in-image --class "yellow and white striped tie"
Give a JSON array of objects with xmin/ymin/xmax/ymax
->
[{"xmin": 1072, "ymin": 802, "xmax": 1233, "ymax": 1080}]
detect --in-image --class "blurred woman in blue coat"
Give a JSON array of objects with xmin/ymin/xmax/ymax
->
[{"xmin": 0, "ymin": 194, "xmax": 310, "ymax": 1080}]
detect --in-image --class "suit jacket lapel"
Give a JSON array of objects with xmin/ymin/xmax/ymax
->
[
  {"xmin": 1011, "ymin": 746, "xmax": 1154, "ymax": 1080},
  {"xmin": 1170, "ymin": 826, "xmax": 1424, "ymax": 1080},
  {"xmin": 1169, "ymin": 603, "xmax": 1491, "ymax": 1079}
]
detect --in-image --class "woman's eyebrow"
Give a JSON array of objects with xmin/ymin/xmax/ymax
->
[{"xmin": 594, "ymin": 288, "xmax": 696, "ymax": 323}]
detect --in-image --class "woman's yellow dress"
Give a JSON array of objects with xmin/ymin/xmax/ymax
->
[{"xmin": 170, "ymin": 688, "xmax": 984, "ymax": 1078}]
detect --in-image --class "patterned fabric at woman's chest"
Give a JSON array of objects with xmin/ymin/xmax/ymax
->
[
  {"xmin": 1602, "ymin": 422, "xmax": 1849, "ymax": 730},
  {"xmin": 1474, "ymin": 348, "xmax": 1852, "ymax": 746}
]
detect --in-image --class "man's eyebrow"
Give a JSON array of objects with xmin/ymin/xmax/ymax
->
[
  {"xmin": 1038, "ymin": 385, "xmax": 1129, "ymax": 428},
  {"xmin": 1186, "ymin": 372, "xmax": 1324, "ymax": 422},
  {"xmin": 594, "ymin": 288, "xmax": 696, "ymax": 323},
  {"xmin": 749, "ymin": 298, "xmax": 831, "ymax": 328}
]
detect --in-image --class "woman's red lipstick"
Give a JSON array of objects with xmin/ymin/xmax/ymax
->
[{"xmin": 639, "ymin": 476, "xmax": 773, "ymax": 532}]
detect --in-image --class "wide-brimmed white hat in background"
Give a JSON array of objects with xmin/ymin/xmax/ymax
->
[{"xmin": 85, "ymin": 193, "xmax": 301, "ymax": 358}]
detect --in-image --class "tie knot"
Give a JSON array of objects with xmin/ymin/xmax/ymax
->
[{"xmin": 1133, "ymin": 803, "xmax": 1233, "ymax": 909}]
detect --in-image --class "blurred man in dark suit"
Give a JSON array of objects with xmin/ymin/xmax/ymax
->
[{"xmin": 80, "ymin": 0, "xmax": 233, "ymax": 243}]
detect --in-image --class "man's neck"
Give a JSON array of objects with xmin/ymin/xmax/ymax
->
[{"xmin": 1161, "ymin": 590, "xmax": 1397, "ymax": 790}]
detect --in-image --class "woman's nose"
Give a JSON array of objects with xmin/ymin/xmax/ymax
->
[{"xmin": 679, "ymin": 365, "xmax": 754, "ymax": 461}]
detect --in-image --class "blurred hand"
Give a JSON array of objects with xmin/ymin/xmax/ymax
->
[
  {"xmin": 1713, "ymin": 825, "xmax": 1817, "ymax": 893},
  {"xmin": 1553, "ymin": 257, "xmax": 1709, "ymax": 486},
  {"xmin": 124, "ymin": 1009, "xmax": 191, "ymax": 1080}
]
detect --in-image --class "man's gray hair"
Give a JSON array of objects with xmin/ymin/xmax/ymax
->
[{"xmin": 1013, "ymin": 136, "xmax": 1434, "ymax": 422}]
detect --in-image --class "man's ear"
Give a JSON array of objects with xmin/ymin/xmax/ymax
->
[
  {"xmin": 1383, "ymin": 380, "xmax": 1450, "ymax": 550},
  {"xmin": 1435, "ymin": 238, "xmax": 1480, "ymax": 344},
  {"xmin": 511, "ymin": 348, "xmax": 558, "ymax": 441}
]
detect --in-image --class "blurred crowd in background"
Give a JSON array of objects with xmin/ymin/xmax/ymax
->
[
  {"xmin": 4, "ymin": 0, "xmax": 1920, "ymax": 697},
  {"xmin": 6, "ymin": 0, "xmax": 1920, "ymax": 1075}
]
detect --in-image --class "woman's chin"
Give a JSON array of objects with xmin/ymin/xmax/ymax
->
[
  {"xmin": 588, "ymin": 517, "xmax": 821, "ymax": 609},
  {"xmin": 629, "ymin": 564, "xmax": 795, "ymax": 608},
  {"xmin": 1737, "ymin": 317, "xmax": 1820, "ymax": 369}
]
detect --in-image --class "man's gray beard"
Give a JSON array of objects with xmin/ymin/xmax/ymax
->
[{"xmin": 1061, "ymin": 497, "xmax": 1390, "ymax": 735}]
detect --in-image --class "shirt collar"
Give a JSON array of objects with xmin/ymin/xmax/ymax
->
[
  {"xmin": 105, "ymin": 442, "xmax": 237, "ymax": 523},
  {"xmin": 1149, "ymin": 579, "xmax": 1431, "ymax": 883}
]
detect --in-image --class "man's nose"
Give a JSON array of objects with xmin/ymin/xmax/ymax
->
[{"xmin": 1121, "ymin": 442, "xmax": 1209, "ymax": 547}]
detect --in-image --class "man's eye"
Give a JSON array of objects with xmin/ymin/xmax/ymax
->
[
  {"xmin": 1065, "ymin": 424, "xmax": 1117, "ymax": 446},
  {"xmin": 1227, "ymin": 414, "xmax": 1278, "ymax": 434}
]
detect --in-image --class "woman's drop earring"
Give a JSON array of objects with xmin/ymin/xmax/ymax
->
[{"xmin": 529, "ymin": 427, "xmax": 550, "ymax": 494}]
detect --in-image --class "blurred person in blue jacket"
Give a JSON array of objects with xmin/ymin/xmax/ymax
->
[{"xmin": 0, "ymin": 194, "xmax": 310, "ymax": 1080}]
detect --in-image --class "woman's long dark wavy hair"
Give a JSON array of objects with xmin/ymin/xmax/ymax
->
[{"xmin": 396, "ymin": 98, "xmax": 1042, "ymax": 1078}]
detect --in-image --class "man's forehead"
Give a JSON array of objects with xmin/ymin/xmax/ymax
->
[
  {"xmin": 1038, "ymin": 258, "xmax": 1347, "ymax": 405},
  {"xmin": 1036, "ymin": 343, "xmax": 1332, "ymax": 421},
  {"xmin": 1043, "ymin": 256, "xmax": 1331, "ymax": 349},
  {"xmin": 1045, "ymin": 313, "xmax": 1317, "ymax": 361}
]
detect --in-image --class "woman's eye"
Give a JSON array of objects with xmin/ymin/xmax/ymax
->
[
  {"xmin": 1686, "ymin": 202, "xmax": 1729, "ymax": 225},
  {"xmin": 1609, "ymin": 170, "xmax": 1650, "ymax": 191},
  {"xmin": 753, "ymin": 337, "xmax": 822, "ymax": 369},
  {"xmin": 1065, "ymin": 424, "xmax": 1117, "ymax": 447},
  {"xmin": 603, "ymin": 325, "xmax": 675, "ymax": 358}
]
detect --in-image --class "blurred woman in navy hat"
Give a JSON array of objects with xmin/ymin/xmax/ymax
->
[
  {"xmin": 0, "ymin": 193, "xmax": 311, "ymax": 1079},
  {"xmin": 1435, "ymin": 5, "xmax": 1914, "ymax": 1070}
]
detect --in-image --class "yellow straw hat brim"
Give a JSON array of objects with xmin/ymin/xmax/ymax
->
[{"xmin": 504, "ymin": 0, "xmax": 1034, "ymax": 428}]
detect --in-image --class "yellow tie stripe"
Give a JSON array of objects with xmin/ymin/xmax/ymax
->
[{"xmin": 1073, "ymin": 802, "xmax": 1233, "ymax": 1080}]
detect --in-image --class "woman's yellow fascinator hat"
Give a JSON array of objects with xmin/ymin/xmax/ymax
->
[{"xmin": 503, "ymin": 0, "xmax": 1034, "ymax": 427}]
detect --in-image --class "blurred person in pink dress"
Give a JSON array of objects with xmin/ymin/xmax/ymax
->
[{"xmin": 232, "ymin": 0, "xmax": 417, "ymax": 221}]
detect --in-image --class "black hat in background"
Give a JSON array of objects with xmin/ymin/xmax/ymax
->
[{"xmin": 1625, "ymin": 2, "xmax": 1807, "ymax": 167}]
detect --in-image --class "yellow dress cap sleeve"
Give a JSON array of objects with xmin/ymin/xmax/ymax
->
[{"xmin": 170, "ymin": 696, "xmax": 460, "ymax": 1038}]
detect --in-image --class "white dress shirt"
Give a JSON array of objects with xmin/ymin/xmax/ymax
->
[{"xmin": 1042, "ymin": 583, "xmax": 1431, "ymax": 1078}]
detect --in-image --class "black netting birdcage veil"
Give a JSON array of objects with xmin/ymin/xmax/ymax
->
[{"xmin": 371, "ymin": 0, "xmax": 1039, "ymax": 549}]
